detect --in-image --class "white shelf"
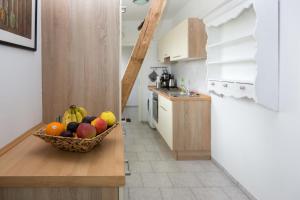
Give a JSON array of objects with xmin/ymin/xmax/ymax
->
[
  {"xmin": 207, "ymin": 57, "xmax": 255, "ymax": 65},
  {"xmin": 204, "ymin": 0, "xmax": 279, "ymax": 110},
  {"xmin": 208, "ymin": 79, "xmax": 254, "ymax": 85},
  {"xmin": 207, "ymin": 34, "xmax": 254, "ymax": 48}
]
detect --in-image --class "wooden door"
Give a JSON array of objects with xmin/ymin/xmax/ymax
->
[{"xmin": 42, "ymin": 0, "xmax": 120, "ymax": 123}]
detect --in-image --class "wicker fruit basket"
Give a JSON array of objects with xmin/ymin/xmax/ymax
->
[{"xmin": 33, "ymin": 123, "xmax": 119, "ymax": 153}]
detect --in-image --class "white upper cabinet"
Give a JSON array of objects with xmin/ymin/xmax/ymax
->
[
  {"xmin": 158, "ymin": 18, "xmax": 207, "ymax": 63},
  {"xmin": 204, "ymin": 0, "xmax": 279, "ymax": 111}
]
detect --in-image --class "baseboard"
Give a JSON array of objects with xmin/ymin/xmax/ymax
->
[
  {"xmin": 211, "ymin": 157, "xmax": 258, "ymax": 200},
  {"xmin": 0, "ymin": 123, "xmax": 44, "ymax": 157}
]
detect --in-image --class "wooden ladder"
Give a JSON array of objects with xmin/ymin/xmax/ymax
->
[{"xmin": 121, "ymin": 0, "xmax": 167, "ymax": 112}]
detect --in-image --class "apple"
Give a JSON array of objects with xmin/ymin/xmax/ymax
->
[
  {"xmin": 91, "ymin": 118, "xmax": 108, "ymax": 134},
  {"xmin": 76, "ymin": 123, "xmax": 97, "ymax": 139}
]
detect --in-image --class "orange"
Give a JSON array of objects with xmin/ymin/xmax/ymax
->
[{"xmin": 45, "ymin": 122, "xmax": 65, "ymax": 136}]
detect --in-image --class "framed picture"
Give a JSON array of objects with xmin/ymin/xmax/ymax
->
[{"xmin": 0, "ymin": 0, "xmax": 37, "ymax": 51}]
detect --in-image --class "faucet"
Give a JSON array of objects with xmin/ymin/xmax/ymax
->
[{"xmin": 180, "ymin": 78, "xmax": 190, "ymax": 95}]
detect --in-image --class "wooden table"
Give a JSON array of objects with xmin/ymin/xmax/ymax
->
[{"xmin": 0, "ymin": 124, "xmax": 125, "ymax": 200}]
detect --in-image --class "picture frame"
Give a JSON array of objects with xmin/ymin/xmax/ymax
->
[{"xmin": 0, "ymin": 0, "xmax": 37, "ymax": 51}]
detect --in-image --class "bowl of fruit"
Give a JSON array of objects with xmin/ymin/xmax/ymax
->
[{"xmin": 33, "ymin": 105, "xmax": 118, "ymax": 153}]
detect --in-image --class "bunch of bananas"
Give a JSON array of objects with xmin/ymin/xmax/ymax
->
[{"xmin": 62, "ymin": 105, "xmax": 88, "ymax": 127}]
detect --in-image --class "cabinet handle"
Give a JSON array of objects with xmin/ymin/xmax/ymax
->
[
  {"xmin": 223, "ymin": 83, "xmax": 228, "ymax": 88},
  {"xmin": 173, "ymin": 55, "xmax": 182, "ymax": 59},
  {"xmin": 240, "ymin": 86, "xmax": 246, "ymax": 90},
  {"xmin": 125, "ymin": 160, "xmax": 131, "ymax": 176},
  {"xmin": 160, "ymin": 105, "xmax": 167, "ymax": 111}
]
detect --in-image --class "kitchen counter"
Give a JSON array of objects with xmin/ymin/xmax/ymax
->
[
  {"xmin": 148, "ymin": 86, "xmax": 211, "ymax": 102},
  {"xmin": 149, "ymin": 86, "xmax": 211, "ymax": 160},
  {"xmin": 0, "ymin": 124, "xmax": 125, "ymax": 200}
]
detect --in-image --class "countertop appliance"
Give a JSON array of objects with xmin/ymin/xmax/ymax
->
[
  {"xmin": 147, "ymin": 90, "xmax": 156, "ymax": 128},
  {"xmin": 160, "ymin": 69, "xmax": 171, "ymax": 89},
  {"xmin": 169, "ymin": 75, "xmax": 176, "ymax": 88},
  {"xmin": 152, "ymin": 92, "xmax": 159, "ymax": 123}
]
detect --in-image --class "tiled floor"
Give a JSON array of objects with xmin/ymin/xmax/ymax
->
[{"xmin": 122, "ymin": 107, "xmax": 249, "ymax": 200}]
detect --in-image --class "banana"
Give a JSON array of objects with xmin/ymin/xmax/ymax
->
[
  {"xmin": 77, "ymin": 106, "xmax": 88, "ymax": 118},
  {"xmin": 71, "ymin": 109, "xmax": 77, "ymax": 122},
  {"xmin": 75, "ymin": 108, "xmax": 83, "ymax": 123},
  {"xmin": 62, "ymin": 105, "xmax": 88, "ymax": 126},
  {"xmin": 62, "ymin": 109, "xmax": 72, "ymax": 127}
]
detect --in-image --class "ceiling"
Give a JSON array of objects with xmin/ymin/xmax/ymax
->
[{"xmin": 122, "ymin": 0, "xmax": 190, "ymax": 21}]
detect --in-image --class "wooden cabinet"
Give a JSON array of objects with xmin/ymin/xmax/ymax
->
[
  {"xmin": 42, "ymin": 0, "xmax": 120, "ymax": 123},
  {"xmin": 158, "ymin": 18, "xmax": 207, "ymax": 63},
  {"xmin": 154, "ymin": 90, "xmax": 211, "ymax": 160}
]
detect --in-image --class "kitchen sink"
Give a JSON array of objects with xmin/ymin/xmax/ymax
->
[{"xmin": 167, "ymin": 91, "xmax": 200, "ymax": 97}]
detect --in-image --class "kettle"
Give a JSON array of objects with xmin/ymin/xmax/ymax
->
[
  {"xmin": 169, "ymin": 75, "xmax": 176, "ymax": 88},
  {"xmin": 156, "ymin": 76, "xmax": 161, "ymax": 89}
]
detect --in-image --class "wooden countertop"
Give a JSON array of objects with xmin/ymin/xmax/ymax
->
[
  {"xmin": 0, "ymin": 124, "xmax": 125, "ymax": 188},
  {"xmin": 148, "ymin": 86, "xmax": 211, "ymax": 102}
]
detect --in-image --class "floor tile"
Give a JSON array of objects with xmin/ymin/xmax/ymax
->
[
  {"xmin": 198, "ymin": 161, "xmax": 222, "ymax": 172},
  {"xmin": 125, "ymin": 173, "xmax": 143, "ymax": 187},
  {"xmin": 160, "ymin": 188, "xmax": 197, "ymax": 200},
  {"xmin": 125, "ymin": 152, "xmax": 139, "ymax": 161},
  {"xmin": 151, "ymin": 161, "xmax": 180, "ymax": 172},
  {"xmin": 123, "ymin": 187, "xmax": 129, "ymax": 200},
  {"xmin": 137, "ymin": 138, "xmax": 157, "ymax": 145},
  {"xmin": 145, "ymin": 144, "xmax": 161, "ymax": 152},
  {"xmin": 125, "ymin": 144, "xmax": 146, "ymax": 153},
  {"xmin": 137, "ymin": 152, "xmax": 162, "ymax": 161},
  {"xmin": 141, "ymin": 173, "xmax": 173, "ymax": 187},
  {"xmin": 176, "ymin": 161, "xmax": 204, "ymax": 172},
  {"xmin": 129, "ymin": 188, "xmax": 162, "ymax": 200},
  {"xmin": 159, "ymin": 150, "xmax": 176, "ymax": 161},
  {"xmin": 168, "ymin": 173, "xmax": 203, "ymax": 187},
  {"xmin": 222, "ymin": 187, "xmax": 249, "ymax": 200},
  {"xmin": 192, "ymin": 188, "xmax": 231, "ymax": 200},
  {"xmin": 130, "ymin": 161, "xmax": 153, "ymax": 173},
  {"xmin": 196, "ymin": 172, "xmax": 234, "ymax": 187}
]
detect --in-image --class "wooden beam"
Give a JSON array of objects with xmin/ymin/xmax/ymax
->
[{"xmin": 121, "ymin": 0, "xmax": 167, "ymax": 112}]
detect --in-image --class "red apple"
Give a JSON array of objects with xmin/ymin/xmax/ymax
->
[
  {"xmin": 91, "ymin": 118, "xmax": 108, "ymax": 134},
  {"xmin": 76, "ymin": 123, "xmax": 97, "ymax": 139}
]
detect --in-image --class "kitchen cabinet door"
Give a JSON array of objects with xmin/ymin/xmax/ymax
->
[
  {"xmin": 158, "ymin": 96, "xmax": 173, "ymax": 150},
  {"xmin": 158, "ymin": 18, "xmax": 207, "ymax": 63},
  {"xmin": 169, "ymin": 20, "xmax": 189, "ymax": 61}
]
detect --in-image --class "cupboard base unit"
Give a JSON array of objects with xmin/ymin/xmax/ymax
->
[
  {"xmin": 0, "ymin": 187, "xmax": 119, "ymax": 200},
  {"xmin": 151, "ymin": 87, "xmax": 211, "ymax": 161},
  {"xmin": 172, "ymin": 100, "xmax": 211, "ymax": 160}
]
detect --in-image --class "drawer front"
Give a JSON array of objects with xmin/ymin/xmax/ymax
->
[
  {"xmin": 234, "ymin": 83, "xmax": 256, "ymax": 100},
  {"xmin": 158, "ymin": 95, "xmax": 173, "ymax": 150},
  {"xmin": 159, "ymin": 95, "xmax": 172, "ymax": 111}
]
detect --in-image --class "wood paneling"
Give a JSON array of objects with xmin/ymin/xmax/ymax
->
[
  {"xmin": 121, "ymin": 0, "xmax": 167, "ymax": 111},
  {"xmin": 0, "ymin": 124, "xmax": 125, "ymax": 187},
  {"xmin": 0, "ymin": 187, "xmax": 118, "ymax": 200},
  {"xmin": 42, "ymin": 0, "xmax": 120, "ymax": 123},
  {"xmin": 173, "ymin": 100, "xmax": 211, "ymax": 153},
  {"xmin": 188, "ymin": 18, "xmax": 207, "ymax": 59}
]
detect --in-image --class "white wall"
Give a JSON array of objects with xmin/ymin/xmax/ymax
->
[
  {"xmin": 0, "ymin": 1, "xmax": 42, "ymax": 149},
  {"xmin": 170, "ymin": 0, "xmax": 300, "ymax": 199}
]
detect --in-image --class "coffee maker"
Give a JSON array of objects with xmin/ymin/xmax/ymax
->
[{"xmin": 160, "ymin": 69, "xmax": 171, "ymax": 89}]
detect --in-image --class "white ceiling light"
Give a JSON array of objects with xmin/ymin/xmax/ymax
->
[{"xmin": 133, "ymin": 0, "xmax": 149, "ymax": 5}]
